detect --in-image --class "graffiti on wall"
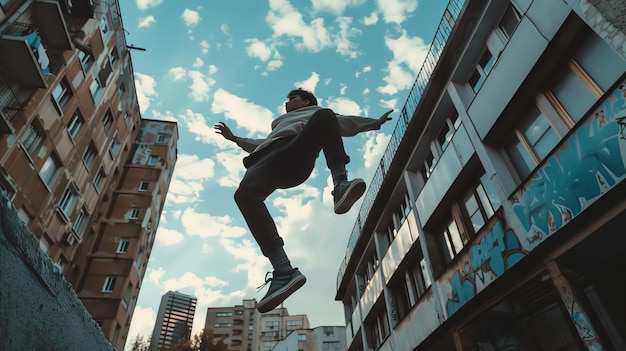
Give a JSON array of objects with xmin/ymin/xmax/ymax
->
[
  {"xmin": 512, "ymin": 82, "xmax": 626, "ymax": 246},
  {"xmin": 446, "ymin": 219, "xmax": 527, "ymax": 315}
]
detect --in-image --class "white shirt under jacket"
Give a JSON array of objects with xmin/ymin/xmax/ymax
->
[{"xmin": 235, "ymin": 106, "xmax": 382, "ymax": 154}]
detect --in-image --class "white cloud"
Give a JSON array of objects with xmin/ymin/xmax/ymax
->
[
  {"xmin": 221, "ymin": 24, "xmax": 234, "ymax": 48},
  {"xmin": 181, "ymin": 8, "xmax": 201, "ymax": 27},
  {"xmin": 378, "ymin": 30, "xmax": 429, "ymax": 95},
  {"xmin": 168, "ymin": 66, "xmax": 217, "ymax": 102},
  {"xmin": 326, "ymin": 96, "xmax": 362, "ymax": 116},
  {"xmin": 134, "ymin": 72, "xmax": 157, "ymax": 113},
  {"xmin": 211, "ymin": 88, "xmax": 273, "ymax": 136},
  {"xmin": 215, "ymin": 149, "xmax": 247, "ymax": 188},
  {"xmin": 380, "ymin": 98, "xmax": 397, "ymax": 110},
  {"xmin": 266, "ymin": 0, "xmax": 331, "ymax": 52},
  {"xmin": 192, "ymin": 58, "xmax": 204, "ymax": 68},
  {"xmin": 136, "ymin": 0, "xmax": 163, "ymax": 11},
  {"xmin": 363, "ymin": 12, "xmax": 379, "ymax": 25},
  {"xmin": 181, "ymin": 207, "xmax": 247, "ymax": 239},
  {"xmin": 335, "ymin": 17, "xmax": 361, "ymax": 58},
  {"xmin": 362, "ymin": 66, "xmax": 372, "ymax": 73},
  {"xmin": 168, "ymin": 67, "xmax": 186, "ymax": 81},
  {"xmin": 167, "ymin": 154, "xmax": 215, "ymax": 204},
  {"xmin": 178, "ymin": 109, "xmax": 232, "ymax": 149},
  {"xmin": 149, "ymin": 267, "xmax": 166, "ymax": 286},
  {"xmin": 245, "ymin": 38, "xmax": 272, "ymax": 62},
  {"xmin": 376, "ymin": 0, "xmax": 418, "ymax": 24},
  {"xmin": 220, "ymin": 238, "xmax": 270, "ymax": 289},
  {"xmin": 294, "ymin": 72, "xmax": 320, "ymax": 93},
  {"xmin": 138, "ymin": 15, "xmax": 156, "ymax": 28},
  {"xmin": 340, "ymin": 84, "xmax": 347, "ymax": 95},
  {"xmin": 363, "ymin": 88, "xmax": 370, "ymax": 94},
  {"xmin": 267, "ymin": 59, "xmax": 283, "ymax": 71},
  {"xmin": 361, "ymin": 132, "xmax": 391, "ymax": 168},
  {"xmin": 156, "ymin": 228, "xmax": 185, "ymax": 246},
  {"xmin": 150, "ymin": 110, "xmax": 178, "ymax": 122},
  {"xmin": 311, "ymin": 0, "xmax": 366, "ymax": 15},
  {"xmin": 125, "ymin": 306, "xmax": 155, "ymax": 346},
  {"xmin": 200, "ymin": 40, "xmax": 210, "ymax": 54}
]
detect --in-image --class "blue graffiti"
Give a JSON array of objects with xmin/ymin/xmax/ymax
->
[
  {"xmin": 446, "ymin": 221, "xmax": 527, "ymax": 315},
  {"xmin": 513, "ymin": 86, "xmax": 626, "ymax": 235}
]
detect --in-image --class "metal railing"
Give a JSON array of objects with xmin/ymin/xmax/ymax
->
[{"xmin": 345, "ymin": 0, "xmax": 466, "ymax": 257}]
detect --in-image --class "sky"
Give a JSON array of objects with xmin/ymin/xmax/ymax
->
[{"xmin": 118, "ymin": 0, "xmax": 448, "ymax": 347}]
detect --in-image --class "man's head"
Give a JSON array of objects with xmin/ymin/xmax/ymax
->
[{"xmin": 285, "ymin": 88, "xmax": 318, "ymax": 112}]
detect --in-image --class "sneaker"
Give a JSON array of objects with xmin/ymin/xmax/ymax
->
[
  {"xmin": 332, "ymin": 178, "xmax": 366, "ymax": 214},
  {"xmin": 257, "ymin": 268, "xmax": 306, "ymax": 313}
]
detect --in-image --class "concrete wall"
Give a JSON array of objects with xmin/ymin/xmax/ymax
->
[
  {"xmin": 0, "ymin": 194, "xmax": 114, "ymax": 351},
  {"xmin": 589, "ymin": 0, "xmax": 626, "ymax": 32}
]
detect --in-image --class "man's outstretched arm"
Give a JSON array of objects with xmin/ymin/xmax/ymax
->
[
  {"xmin": 214, "ymin": 122, "xmax": 237, "ymax": 142},
  {"xmin": 214, "ymin": 121, "xmax": 265, "ymax": 153}
]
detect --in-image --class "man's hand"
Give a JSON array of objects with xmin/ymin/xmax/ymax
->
[
  {"xmin": 214, "ymin": 122, "xmax": 237, "ymax": 142},
  {"xmin": 377, "ymin": 109, "xmax": 393, "ymax": 127}
]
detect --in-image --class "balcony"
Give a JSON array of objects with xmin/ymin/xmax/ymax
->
[{"xmin": 0, "ymin": 1, "xmax": 73, "ymax": 88}]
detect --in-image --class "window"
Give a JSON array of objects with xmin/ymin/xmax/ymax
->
[
  {"xmin": 147, "ymin": 155, "xmax": 158, "ymax": 166},
  {"xmin": 439, "ymin": 171, "xmax": 500, "ymax": 263},
  {"xmin": 67, "ymin": 110, "xmax": 83, "ymax": 140},
  {"xmin": 139, "ymin": 181, "xmax": 149, "ymax": 192},
  {"xmin": 82, "ymin": 143, "xmax": 97, "ymax": 168},
  {"xmin": 436, "ymin": 109, "xmax": 460, "ymax": 152},
  {"xmin": 297, "ymin": 334, "xmax": 307, "ymax": 341},
  {"xmin": 55, "ymin": 256, "xmax": 67, "ymax": 273},
  {"xmin": 389, "ymin": 254, "xmax": 430, "ymax": 325},
  {"xmin": 102, "ymin": 111, "xmax": 114, "ymax": 132},
  {"xmin": 365, "ymin": 305, "xmax": 390, "ymax": 350},
  {"xmin": 498, "ymin": 4, "xmax": 521, "ymax": 39},
  {"xmin": 322, "ymin": 341, "xmax": 341, "ymax": 350},
  {"xmin": 39, "ymin": 236, "xmax": 52, "ymax": 254},
  {"xmin": 286, "ymin": 320, "xmax": 302, "ymax": 327},
  {"xmin": 20, "ymin": 120, "xmax": 45, "ymax": 156},
  {"xmin": 109, "ymin": 135, "xmax": 120, "ymax": 157},
  {"xmin": 117, "ymin": 239, "xmax": 130, "ymax": 253},
  {"xmin": 39, "ymin": 154, "xmax": 61, "ymax": 187},
  {"xmin": 262, "ymin": 331, "xmax": 278, "ymax": 337},
  {"xmin": 129, "ymin": 208, "xmax": 140, "ymax": 219},
  {"xmin": 52, "ymin": 78, "xmax": 72, "ymax": 114},
  {"xmin": 134, "ymin": 250, "xmax": 143, "ymax": 273},
  {"xmin": 59, "ymin": 183, "xmax": 79, "ymax": 217},
  {"xmin": 73, "ymin": 208, "xmax": 88, "ymax": 238},
  {"xmin": 102, "ymin": 276, "xmax": 116, "ymax": 292},
  {"xmin": 469, "ymin": 49, "xmax": 496, "ymax": 93},
  {"xmin": 157, "ymin": 134, "xmax": 167, "ymax": 143},
  {"xmin": 90, "ymin": 78, "xmax": 103, "ymax": 101},
  {"xmin": 94, "ymin": 168, "xmax": 106, "ymax": 191},
  {"xmin": 505, "ymin": 29, "xmax": 626, "ymax": 180},
  {"xmin": 265, "ymin": 321, "xmax": 279, "ymax": 328},
  {"xmin": 122, "ymin": 283, "xmax": 132, "ymax": 309},
  {"xmin": 78, "ymin": 50, "xmax": 93, "ymax": 71},
  {"xmin": 110, "ymin": 48, "xmax": 119, "ymax": 68},
  {"xmin": 216, "ymin": 312, "xmax": 232, "ymax": 317},
  {"xmin": 215, "ymin": 323, "xmax": 231, "ymax": 328}
]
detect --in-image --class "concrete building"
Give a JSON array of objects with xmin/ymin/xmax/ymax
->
[
  {"xmin": 335, "ymin": 0, "xmax": 626, "ymax": 350},
  {"xmin": 271, "ymin": 326, "xmax": 347, "ymax": 351},
  {"xmin": 205, "ymin": 299, "xmax": 311, "ymax": 351},
  {"xmin": 0, "ymin": 1, "xmax": 177, "ymax": 349},
  {"xmin": 149, "ymin": 291, "xmax": 198, "ymax": 351}
]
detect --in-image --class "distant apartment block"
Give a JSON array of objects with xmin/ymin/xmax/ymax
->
[
  {"xmin": 0, "ymin": 1, "xmax": 177, "ymax": 350},
  {"xmin": 271, "ymin": 326, "xmax": 347, "ymax": 351},
  {"xmin": 336, "ymin": 0, "xmax": 626, "ymax": 350},
  {"xmin": 205, "ymin": 299, "xmax": 312, "ymax": 351},
  {"xmin": 149, "ymin": 291, "xmax": 197, "ymax": 351}
]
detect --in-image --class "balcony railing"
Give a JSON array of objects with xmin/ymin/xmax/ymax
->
[{"xmin": 344, "ymin": 0, "xmax": 466, "ymax": 259}]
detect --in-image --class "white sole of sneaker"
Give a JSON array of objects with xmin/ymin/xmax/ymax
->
[
  {"xmin": 257, "ymin": 274, "xmax": 307, "ymax": 313},
  {"xmin": 334, "ymin": 179, "xmax": 366, "ymax": 214}
]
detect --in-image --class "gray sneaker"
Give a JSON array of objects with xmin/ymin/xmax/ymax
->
[
  {"xmin": 332, "ymin": 178, "xmax": 366, "ymax": 214},
  {"xmin": 257, "ymin": 268, "xmax": 306, "ymax": 313}
]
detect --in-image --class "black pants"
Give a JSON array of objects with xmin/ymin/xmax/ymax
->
[{"xmin": 234, "ymin": 109, "xmax": 350, "ymax": 256}]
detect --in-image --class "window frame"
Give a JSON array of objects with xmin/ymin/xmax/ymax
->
[
  {"xmin": 67, "ymin": 110, "xmax": 84, "ymax": 141},
  {"xmin": 39, "ymin": 153, "xmax": 62, "ymax": 188},
  {"xmin": 102, "ymin": 276, "xmax": 116, "ymax": 293},
  {"xmin": 116, "ymin": 239, "xmax": 130, "ymax": 254}
]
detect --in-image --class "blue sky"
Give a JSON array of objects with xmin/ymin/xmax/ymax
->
[{"xmin": 119, "ymin": 0, "xmax": 448, "ymax": 346}]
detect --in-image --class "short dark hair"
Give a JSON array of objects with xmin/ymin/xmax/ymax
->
[{"xmin": 287, "ymin": 88, "xmax": 318, "ymax": 106}]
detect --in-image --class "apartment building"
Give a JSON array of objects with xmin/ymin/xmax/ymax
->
[
  {"xmin": 0, "ymin": 1, "xmax": 177, "ymax": 349},
  {"xmin": 149, "ymin": 291, "xmax": 198, "ymax": 351},
  {"xmin": 205, "ymin": 299, "xmax": 311, "ymax": 351},
  {"xmin": 335, "ymin": 0, "xmax": 626, "ymax": 350},
  {"xmin": 271, "ymin": 326, "xmax": 347, "ymax": 351}
]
